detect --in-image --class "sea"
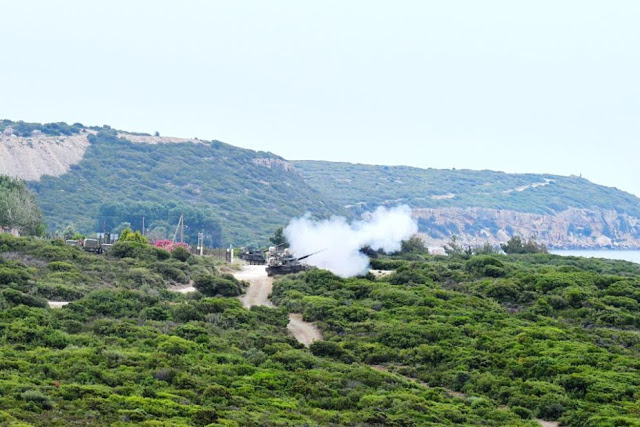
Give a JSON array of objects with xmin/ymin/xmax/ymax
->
[{"xmin": 550, "ymin": 250, "xmax": 640, "ymax": 264}]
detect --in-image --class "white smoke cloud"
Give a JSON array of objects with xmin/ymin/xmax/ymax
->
[{"xmin": 284, "ymin": 205, "xmax": 418, "ymax": 278}]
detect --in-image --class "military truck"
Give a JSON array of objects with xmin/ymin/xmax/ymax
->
[
  {"xmin": 65, "ymin": 235, "xmax": 115, "ymax": 254},
  {"xmin": 82, "ymin": 239, "xmax": 102, "ymax": 253}
]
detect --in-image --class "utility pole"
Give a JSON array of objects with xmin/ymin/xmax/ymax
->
[
  {"xmin": 142, "ymin": 216, "xmax": 145, "ymax": 236},
  {"xmin": 197, "ymin": 232, "xmax": 204, "ymax": 256},
  {"xmin": 172, "ymin": 213, "xmax": 184, "ymax": 243},
  {"xmin": 180, "ymin": 214, "xmax": 184, "ymax": 243}
]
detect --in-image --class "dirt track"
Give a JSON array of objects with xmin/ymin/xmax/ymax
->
[
  {"xmin": 233, "ymin": 265, "xmax": 322, "ymax": 346},
  {"xmin": 235, "ymin": 265, "xmax": 275, "ymax": 308},
  {"xmin": 287, "ymin": 313, "xmax": 322, "ymax": 346},
  {"xmin": 48, "ymin": 301, "xmax": 70, "ymax": 309}
]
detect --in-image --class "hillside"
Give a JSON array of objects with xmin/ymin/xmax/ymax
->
[
  {"xmin": 295, "ymin": 161, "xmax": 640, "ymax": 249},
  {"xmin": 0, "ymin": 120, "xmax": 341, "ymax": 246},
  {"xmin": 1, "ymin": 234, "xmax": 640, "ymax": 425},
  {"xmin": 3, "ymin": 119, "xmax": 640, "ymax": 248}
]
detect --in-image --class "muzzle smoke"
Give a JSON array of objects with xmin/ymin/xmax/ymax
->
[{"xmin": 284, "ymin": 205, "xmax": 418, "ymax": 278}]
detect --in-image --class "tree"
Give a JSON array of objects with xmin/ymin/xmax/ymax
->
[
  {"xmin": 269, "ymin": 226, "xmax": 288, "ymax": 247},
  {"xmin": 501, "ymin": 235, "xmax": 547, "ymax": 254},
  {"xmin": 119, "ymin": 227, "xmax": 148, "ymax": 244},
  {"xmin": 400, "ymin": 236, "xmax": 427, "ymax": 254},
  {"xmin": 61, "ymin": 223, "xmax": 77, "ymax": 240},
  {"xmin": 0, "ymin": 176, "xmax": 43, "ymax": 235},
  {"xmin": 444, "ymin": 235, "xmax": 472, "ymax": 257}
]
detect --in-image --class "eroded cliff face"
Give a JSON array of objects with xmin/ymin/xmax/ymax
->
[
  {"xmin": 252, "ymin": 158, "xmax": 297, "ymax": 173},
  {"xmin": 0, "ymin": 128, "xmax": 91, "ymax": 181},
  {"xmin": 0, "ymin": 129, "xmax": 212, "ymax": 181},
  {"xmin": 414, "ymin": 207, "xmax": 640, "ymax": 249}
]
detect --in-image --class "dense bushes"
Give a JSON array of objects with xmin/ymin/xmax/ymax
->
[
  {"xmin": 272, "ymin": 252, "xmax": 640, "ymax": 424},
  {"xmin": 1, "ymin": 235, "xmax": 640, "ymax": 425}
]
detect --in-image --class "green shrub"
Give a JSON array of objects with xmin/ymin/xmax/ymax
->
[
  {"xmin": 192, "ymin": 408, "xmax": 219, "ymax": 426},
  {"xmin": 510, "ymin": 406, "xmax": 533, "ymax": 419},
  {"xmin": 465, "ymin": 256, "xmax": 506, "ymax": 277},
  {"xmin": 20, "ymin": 389, "xmax": 52, "ymax": 410},
  {"xmin": 47, "ymin": 261, "xmax": 77, "ymax": 272},
  {"xmin": 158, "ymin": 336, "xmax": 196, "ymax": 355},
  {"xmin": 1, "ymin": 288, "xmax": 47, "ymax": 308},
  {"xmin": 171, "ymin": 247, "xmax": 191, "ymax": 262},
  {"xmin": 310, "ymin": 341, "xmax": 347, "ymax": 360},
  {"xmin": 194, "ymin": 274, "xmax": 244, "ymax": 297}
]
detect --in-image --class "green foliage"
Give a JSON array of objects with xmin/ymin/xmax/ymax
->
[
  {"xmin": 269, "ymin": 226, "xmax": 288, "ymax": 247},
  {"xmin": 271, "ymin": 250, "xmax": 640, "ymax": 424},
  {"xmin": 29, "ymin": 126, "xmax": 342, "ymax": 246},
  {"xmin": 501, "ymin": 235, "xmax": 548, "ymax": 254},
  {"xmin": 119, "ymin": 227, "xmax": 148, "ymax": 244},
  {"xmin": 0, "ymin": 176, "xmax": 43, "ymax": 236},
  {"xmin": 1, "ymin": 234, "xmax": 640, "ymax": 425},
  {"xmin": 465, "ymin": 255, "xmax": 506, "ymax": 277},
  {"xmin": 399, "ymin": 236, "xmax": 427, "ymax": 254},
  {"xmin": 193, "ymin": 274, "xmax": 246, "ymax": 297},
  {"xmin": 295, "ymin": 160, "xmax": 640, "ymax": 219},
  {"xmin": 171, "ymin": 246, "xmax": 191, "ymax": 262},
  {"xmin": 0, "ymin": 119, "xmax": 83, "ymax": 137}
]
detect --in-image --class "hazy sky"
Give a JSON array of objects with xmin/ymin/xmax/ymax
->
[{"xmin": 2, "ymin": 1, "xmax": 639, "ymax": 196}]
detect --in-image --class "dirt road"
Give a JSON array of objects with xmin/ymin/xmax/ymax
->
[
  {"xmin": 232, "ymin": 265, "xmax": 322, "ymax": 346},
  {"xmin": 48, "ymin": 301, "xmax": 70, "ymax": 309},
  {"xmin": 235, "ymin": 265, "xmax": 275, "ymax": 308},
  {"xmin": 287, "ymin": 313, "xmax": 323, "ymax": 346},
  {"xmin": 165, "ymin": 265, "xmax": 321, "ymax": 345}
]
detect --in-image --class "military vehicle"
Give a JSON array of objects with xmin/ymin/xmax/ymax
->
[
  {"xmin": 83, "ymin": 239, "xmax": 102, "ymax": 253},
  {"xmin": 238, "ymin": 248, "xmax": 266, "ymax": 265},
  {"xmin": 265, "ymin": 247, "xmax": 323, "ymax": 276},
  {"xmin": 65, "ymin": 234, "xmax": 115, "ymax": 255}
]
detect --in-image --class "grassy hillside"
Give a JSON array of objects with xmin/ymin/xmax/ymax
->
[
  {"xmin": 294, "ymin": 160, "xmax": 640, "ymax": 217},
  {"xmin": 1, "ymin": 235, "xmax": 639, "ymax": 425},
  {"xmin": 27, "ymin": 127, "xmax": 341, "ymax": 246}
]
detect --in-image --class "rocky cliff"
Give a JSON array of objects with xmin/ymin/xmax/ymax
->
[
  {"xmin": 414, "ymin": 207, "xmax": 640, "ymax": 250},
  {"xmin": 0, "ymin": 127, "xmax": 91, "ymax": 181},
  {"xmin": 295, "ymin": 160, "xmax": 640, "ymax": 249}
]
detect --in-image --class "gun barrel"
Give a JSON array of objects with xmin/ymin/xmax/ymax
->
[{"xmin": 296, "ymin": 249, "xmax": 326, "ymax": 261}]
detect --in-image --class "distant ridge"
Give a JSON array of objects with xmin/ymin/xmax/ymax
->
[
  {"xmin": 2, "ymin": 119, "xmax": 639, "ymax": 248},
  {"xmin": 294, "ymin": 160, "xmax": 640, "ymax": 249}
]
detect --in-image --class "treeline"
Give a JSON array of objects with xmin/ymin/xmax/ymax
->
[
  {"xmin": 31, "ymin": 127, "xmax": 340, "ymax": 246},
  {"xmin": 0, "ymin": 119, "xmax": 85, "ymax": 137}
]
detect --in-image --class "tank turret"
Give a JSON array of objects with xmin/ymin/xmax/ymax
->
[
  {"xmin": 265, "ymin": 249, "xmax": 324, "ymax": 276},
  {"xmin": 238, "ymin": 247, "xmax": 266, "ymax": 265}
]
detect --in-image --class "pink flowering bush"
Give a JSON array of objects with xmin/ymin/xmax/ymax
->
[{"xmin": 154, "ymin": 239, "xmax": 190, "ymax": 252}]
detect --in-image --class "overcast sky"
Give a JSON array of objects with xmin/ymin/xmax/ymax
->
[{"xmin": 2, "ymin": 1, "xmax": 639, "ymax": 196}]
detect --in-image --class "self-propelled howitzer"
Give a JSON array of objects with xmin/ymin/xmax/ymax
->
[
  {"xmin": 265, "ymin": 247, "xmax": 324, "ymax": 277},
  {"xmin": 238, "ymin": 247, "xmax": 266, "ymax": 265}
]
